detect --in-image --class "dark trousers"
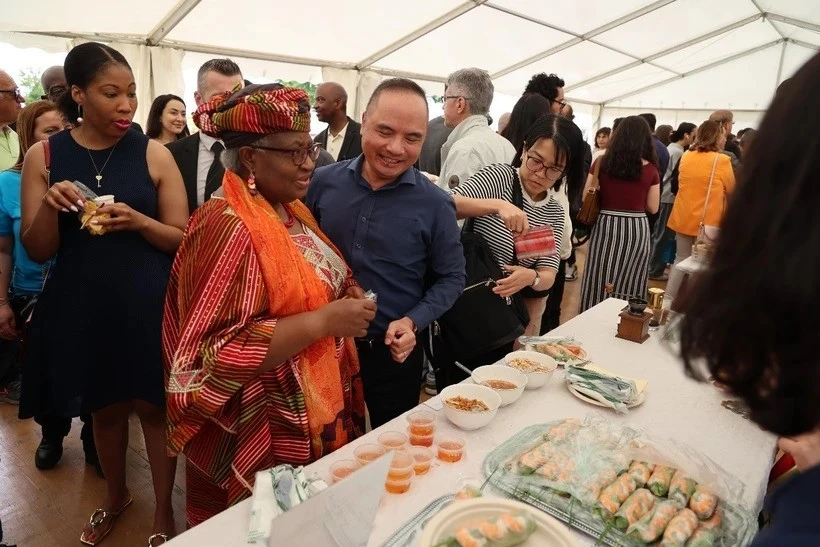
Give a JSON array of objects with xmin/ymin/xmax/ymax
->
[
  {"xmin": 357, "ymin": 339, "xmax": 424, "ymax": 429},
  {"xmin": 649, "ymin": 202, "xmax": 676, "ymax": 277},
  {"xmin": 431, "ymin": 341, "xmax": 514, "ymax": 393},
  {"xmin": 540, "ymin": 260, "xmax": 566, "ymax": 335}
]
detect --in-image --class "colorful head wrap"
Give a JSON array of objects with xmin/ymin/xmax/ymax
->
[{"xmin": 193, "ymin": 83, "xmax": 312, "ymax": 148}]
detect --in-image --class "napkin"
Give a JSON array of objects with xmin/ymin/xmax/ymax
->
[
  {"xmin": 565, "ymin": 365, "xmax": 644, "ymax": 413},
  {"xmin": 585, "ymin": 365, "xmax": 648, "ymax": 395},
  {"xmin": 246, "ymin": 465, "xmax": 327, "ymax": 546}
]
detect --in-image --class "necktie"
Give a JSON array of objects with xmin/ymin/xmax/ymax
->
[{"xmin": 204, "ymin": 141, "xmax": 225, "ymax": 201}]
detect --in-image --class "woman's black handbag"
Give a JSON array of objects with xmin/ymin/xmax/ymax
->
[{"xmin": 431, "ymin": 219, "xmax": 530, "ymax": 364}]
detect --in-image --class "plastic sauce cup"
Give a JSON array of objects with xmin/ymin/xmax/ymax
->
[
  {"xmin": 354, "ymin": 444, "xmax": 386, "ymax": 467},
  {"xmin": 437, "ymin": 436, "xmax": 466, "ymax": 463}
]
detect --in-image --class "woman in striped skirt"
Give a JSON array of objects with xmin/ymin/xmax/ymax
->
[{"xmin": 580, "ymin": 116, "xmax": 660, "ymax": 312}]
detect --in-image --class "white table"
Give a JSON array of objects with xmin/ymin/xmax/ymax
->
[{"xmin": 168, "ymin": 299, "xmax": 776, "ymax": 546}]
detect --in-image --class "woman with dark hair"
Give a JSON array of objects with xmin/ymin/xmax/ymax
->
[
  {"xmin": 678, "ymin": 52, "xmax": 820, "ymax": 545},
  {"xmin": 579, "ymin": 116, "xmax": 660, "ymax": 311},
  {"xmin": 666, "ymin": 120, "xmax": 735, "ymax": 299},
  {"xmin": 451, "ymin": 115, "xmax": 583, "ymax": 351},
  {"xmin": 594, "ymin": 127, "xmax": 611, "ymax": 154},
  {"xmin": 20, "ymin": 42, "xmax": 188, "ymax": 545},
  {"xmin": 163, "ymin": 84, "xmax": 371, "ymax": 526},
  {"xmin": 145, "ymin": 94, "xmax": 189, "ymax": 144}
]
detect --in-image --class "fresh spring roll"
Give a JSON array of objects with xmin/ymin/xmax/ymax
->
[
  {"xmin": 582, "ymin": 467, "xmax": 619, "ymax": 502},
  {"xmin": 688, "ymin": 485, "xmax": 719, "ymax": 519},
  {"xmin": 685, "ymin": 527, "xmax": 719, "ymax": 547},
  {"xmin": 647, "ymin": 465, "xmax": 677, "ymax": 497},
  {"xmin": 535, "ymin": 452, "xmax": 576, "ymax": 482},
  {"xmin": 442, "ymin": 510, "xmax": 537, "ymax": 547},
  {"xmin": 613, "ymin": 489, "xmax": 655, "ymax": 531},
  {"xmin": 699, "ymin": 506, "xmax": 723, "ymax": 531},
  {"xmin": 627, "ymin": 500, "xmax": 680, "ymax": 543},
  {"xmin": 668, "ymin": 471, "xmax": 697, "ymax": 507},
  {"xmin": 597, "ymin": 473, "xmax": 638, "ymax": 519},
  {"xmin": 544, "ymin": 419, "xmax": 582, "ymax": 443},
  {"xmin": 628, "ymin": 461, "xmax": 655, "ymax": 488},
  {"xmin": 659, "ymin": 508, "xmax": 699, "ymax": 546},
  {"xmin": 517, "ymin": 442, "xmax": 554, "ymax": 475}
]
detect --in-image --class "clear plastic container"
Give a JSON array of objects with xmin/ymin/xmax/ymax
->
[
  {"xmin": 329, "ymin": 459, "xmax": 359, "ymax": 483},
  {"xmin": 406, "ymin": 410, "xmax": 436, "ymax": 436},
  {"xmin": 408, "ymin": 446, "xmax": 433, "ymax": 475},
  {"xmin": 378, "ymin": 431, "xmax": 409, "ymax": 451},
  {"xmin": 409, "ymin": 430, "xmax": 435, "ymax": 447},
  {"xmin": 354, "ymin": 443, "xmax": 386, "ymax": 467},
  {"xmin": 437, "ymin": 436, "xmax": 466, "ymax": 463}
]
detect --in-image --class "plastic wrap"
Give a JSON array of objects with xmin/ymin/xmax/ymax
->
[
  {"xmin": 564, "ymin": 365, "xmax": 639, "ymax": 413},
  {"xmin": 481, "ymin": 415, "xmax": 758, "ymax": 546},
  {"xmin": 516, "ymin": 335, "xmax": 588, "ymax": 365}
]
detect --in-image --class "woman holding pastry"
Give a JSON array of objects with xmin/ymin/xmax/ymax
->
[
  {"xmin": 19, "ymin": 42, "xmax": 187, "ymax": 545},
  {"xmin": 162, "ymin": 83, "xmax": 374, "ymax": 527}
]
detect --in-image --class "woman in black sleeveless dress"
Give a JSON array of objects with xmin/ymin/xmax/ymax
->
[{"xmin": 20, "ymin": 43, "xmax": 188, "ymax": 546}]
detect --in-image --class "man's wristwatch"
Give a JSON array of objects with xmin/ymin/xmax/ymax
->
[{"xmin": 530, "ymin": 270, "xmax": 541, "ymax": 287}]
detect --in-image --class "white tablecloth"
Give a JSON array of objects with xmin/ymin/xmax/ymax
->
[{"xmin": 167, "ymin": 299, "xmax": 776, "ymax": 547}]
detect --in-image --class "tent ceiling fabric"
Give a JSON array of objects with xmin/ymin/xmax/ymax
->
[{"xmin": 1, "ymin": 0, "xmax": 818, "ymax": 111}]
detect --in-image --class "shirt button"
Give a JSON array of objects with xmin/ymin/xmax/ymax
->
[
  {"xmin": 361, "ymin": 217, "xmax": 367, "ymax": 222},
  {"xmin": 356, "ymin": 243, "xmax": 362, "ymax": 249}
]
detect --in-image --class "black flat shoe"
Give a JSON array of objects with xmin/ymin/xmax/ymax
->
[{"xmin": 34, "ymin": 437, "xmax": 64, "ymax": 470}]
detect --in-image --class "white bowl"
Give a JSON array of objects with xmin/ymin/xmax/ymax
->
[
  {"xmin": 419, "ymin": 497, "xmax": 580, "ymax": 547},
  {"xmin": 471, "ymin": 365, "xmax": 528, "ymax": 406},
  {"xmin": 439, "ymin": 384, "xmax": 502, "ymax": 431},
  {"xmin": 504, "ymin": 350, "xmax": 558, "ymax": 389}
]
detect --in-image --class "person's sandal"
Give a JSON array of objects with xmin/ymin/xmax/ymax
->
[
  {"xmin": 79, "ymin": 498, "xmax": 133, "ymax": 545},
  {"xmin": 148, "ymin": 533, "xmax": 169, "ymax": 546}
]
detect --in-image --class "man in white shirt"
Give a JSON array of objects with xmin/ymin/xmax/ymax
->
[
  {"xmin": 439, "ymin": 68, "xmax": 515, "ymax": 190},
  {"xmin": 167, "ymin": 58, "xmax": 244, "ymax": 215},
  {"xmin": 313, "ymin": 82, "xmax": 362, "ymax": 162},
  {"xmin": 0, "ymin": 70, "xmax": 23, "ymax": 171}
]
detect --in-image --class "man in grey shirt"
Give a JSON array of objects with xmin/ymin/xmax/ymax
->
[{"xmin": 649, "ymin": 122, "xmax": 696, "ymax": 280}]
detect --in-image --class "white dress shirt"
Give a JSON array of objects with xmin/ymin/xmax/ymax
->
[
  {"xmin": 326, "ymin": 122, "xmax": 348, "ymax": 161},
  {"xmin": 197, "ymin": 132, "xmax": 222, "ymax": 206}
]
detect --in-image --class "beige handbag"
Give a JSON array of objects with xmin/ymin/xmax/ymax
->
[{"xmin": 692, "ymin": 153, "xmax": 722, "ymax": 262}]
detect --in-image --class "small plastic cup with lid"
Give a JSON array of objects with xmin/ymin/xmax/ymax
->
[
  {"xmin": 378, "ymin": 431, "xmax": 409, "ymax": 451},
  {"xmin": 354, "ymin": 443, "xmax": 386, "ymax": 467},
  {"xmin": 408, "ymin": 446, "xmax": 433, "ymax": 475},
  {"xmin": 436, "ymin": 436, "xmax": 466, "ymax": 463},
  {"xmin": 329, "ymin": 459, "xmax": 359, "ymax": 483}
]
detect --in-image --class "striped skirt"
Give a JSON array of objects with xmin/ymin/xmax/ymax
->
[{"xmin": 580, "ymin": 210, "xmax": 651, "ymax": 312}]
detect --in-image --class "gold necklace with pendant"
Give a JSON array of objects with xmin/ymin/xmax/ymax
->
[{"xmin": 80, "ymin": 128, "xmax": 120, "ymax": 188}]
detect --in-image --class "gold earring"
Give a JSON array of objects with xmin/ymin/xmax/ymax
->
[{"xmin": 247, "ymin": 170, "xmax": 258, "ymax": 195}]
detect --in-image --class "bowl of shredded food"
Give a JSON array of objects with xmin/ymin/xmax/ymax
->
[
  {"xmin": 504, "ymin": 350, "xmax": 558, "ymax": 389},
  {"xmin": 471, "ymin": 364, "xmax": 528, "ymax": 406},
  {"xmin": 439, "ymin": 384, "xmax": 502, "ymax": 430}
]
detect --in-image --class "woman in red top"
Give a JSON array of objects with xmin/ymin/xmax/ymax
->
[{"xmin": 580, "ymin": 116, "xmax": 660, "ymax": 311}]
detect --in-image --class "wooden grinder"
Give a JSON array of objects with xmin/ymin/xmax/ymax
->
[{"xmin": 607, "ymin": 284, "xmax": 651, "ymax": 343}]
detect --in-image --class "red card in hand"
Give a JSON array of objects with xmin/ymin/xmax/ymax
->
[{"xmin": 514, "ymin": 225, "xmax": 558, "ymax": 261}]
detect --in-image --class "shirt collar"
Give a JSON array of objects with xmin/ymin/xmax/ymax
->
[
  {"xmin": 348, "ymin": 155, "xmax": 418, "ymax": 190},
  {"xmin": 199, "ymin": 132, "xmax": 221, "ymax": 150},
  {"xmin": 445, "ymin": 114, "xmax": 490, "ymax": 147},
  {"xmin": 329, "ymin": 120, "xmax": 349, "ymax": 140}
]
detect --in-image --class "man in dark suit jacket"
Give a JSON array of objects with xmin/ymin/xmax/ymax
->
[
  {"xmin": 313, "ymin": 82, "xmax": 362, "ymax": 162},
  {"xmin": 167, "ymin": 58, "xmax": 244, "ymax": 215}
]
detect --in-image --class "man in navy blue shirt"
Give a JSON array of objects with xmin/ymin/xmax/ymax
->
[{"xmin": 307, "ymin": 78, "xmax": 465, "ymax": 427}]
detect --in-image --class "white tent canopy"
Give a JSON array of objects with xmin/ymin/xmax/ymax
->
[{"xmin": 2, "ymin": 0, "xmax": 818, "ymax": 129}]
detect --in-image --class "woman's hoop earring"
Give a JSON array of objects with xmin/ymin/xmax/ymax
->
[{"xmin": 247, "ymin": 171, "xmax": 258, "ymax": 195}]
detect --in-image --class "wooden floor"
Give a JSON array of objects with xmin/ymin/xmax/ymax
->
[{"xmin": 0, "ymin": 245, "xmax": 666, "ymax": 546}]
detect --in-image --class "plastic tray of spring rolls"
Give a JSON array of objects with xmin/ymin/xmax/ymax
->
[
  {"xmin": 481, "ymin": 421, "xmax": 758, "ymax": 546},
  {"xmin": 382, "ymin": 494, "xmax": 455, "ymax": 547}
]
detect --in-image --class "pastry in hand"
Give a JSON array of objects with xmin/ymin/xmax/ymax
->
[{"xmin": 79, "ymin": 201, "xmax": 110, "ymax": 235}]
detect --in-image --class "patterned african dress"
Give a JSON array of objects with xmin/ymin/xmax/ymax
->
[{"xmin": 162, "ymin": 196, "xmax": 365, "ymax": 527}]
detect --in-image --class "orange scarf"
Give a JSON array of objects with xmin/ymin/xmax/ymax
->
[{"xmin": 223, "ymin": 169, "xmax": 358, "ymax": 458}]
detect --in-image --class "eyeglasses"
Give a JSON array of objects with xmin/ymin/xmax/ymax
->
[
  {"xmin": 41, "ymin": 85, "xmax": 67, "ymax": 101},
  {"xmin": 252, "ymin": 142, "xmax": 322, "ymax": 166},
  {"xmin": 525, "ymin": 155, "xmax": 564, "ymax": 179},
  {"xmin": 443, "ymin": 95, "xmax": 471, "ymax": 102},
  {"xmin": 551, "ymin": 98, "xmax": 568, "ymax": 110},
  {"xmin": 0, "ymin": 88, "xmax": 22, "ymax": 101}
]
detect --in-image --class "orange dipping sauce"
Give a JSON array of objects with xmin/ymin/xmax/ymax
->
[
  {"xmin": 385, "ymin": 480, "xmax": 411, "ymax": 494},
  {"xmin": 409, "ymin": 432, "xmax": 434, "ymax": 447},
  {"xmin": 408, "ymin": 423, "xmax": 435, "ymax": 436},
  {"xmin": 437, "ymin": 438, "xmax": 465, "ymax": 463}
]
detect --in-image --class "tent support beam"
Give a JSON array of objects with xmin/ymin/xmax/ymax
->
[
  {"xmin": 774, "ymin": 41, "xmax": 787, "ymax": 91},
  {"xmin": 490, "ymin": 0, "xmax": 675, "ymax": 80},
  {"xmin": 749, "ymin": 0, "xmax": 785, "ymax": 39},
  {"xmin": 566, "ymin": 14, "xmax": 763, "ymax": 92},
  {"xmin": 764, "ymin": 13, "xmax": 820, "ymax": 34},
  {"xmin": 356, "ymin": 0, "xmax": 488, "ymax": 69},
  {"xmin": 790, "ymin": 38, "xmax": 820, "ymax": 50},
  {"xmin": 146, "ymin": 0, "xmax": 202, "ymax": 45},
  {"xmin": 601, "ymin": 39, "xmax": 783, "ymax": 105}
]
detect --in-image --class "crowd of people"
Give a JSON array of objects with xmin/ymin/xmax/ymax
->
[{"xmin": 0, "ymin": 39, "xmax": 817, "ymax": 546}]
